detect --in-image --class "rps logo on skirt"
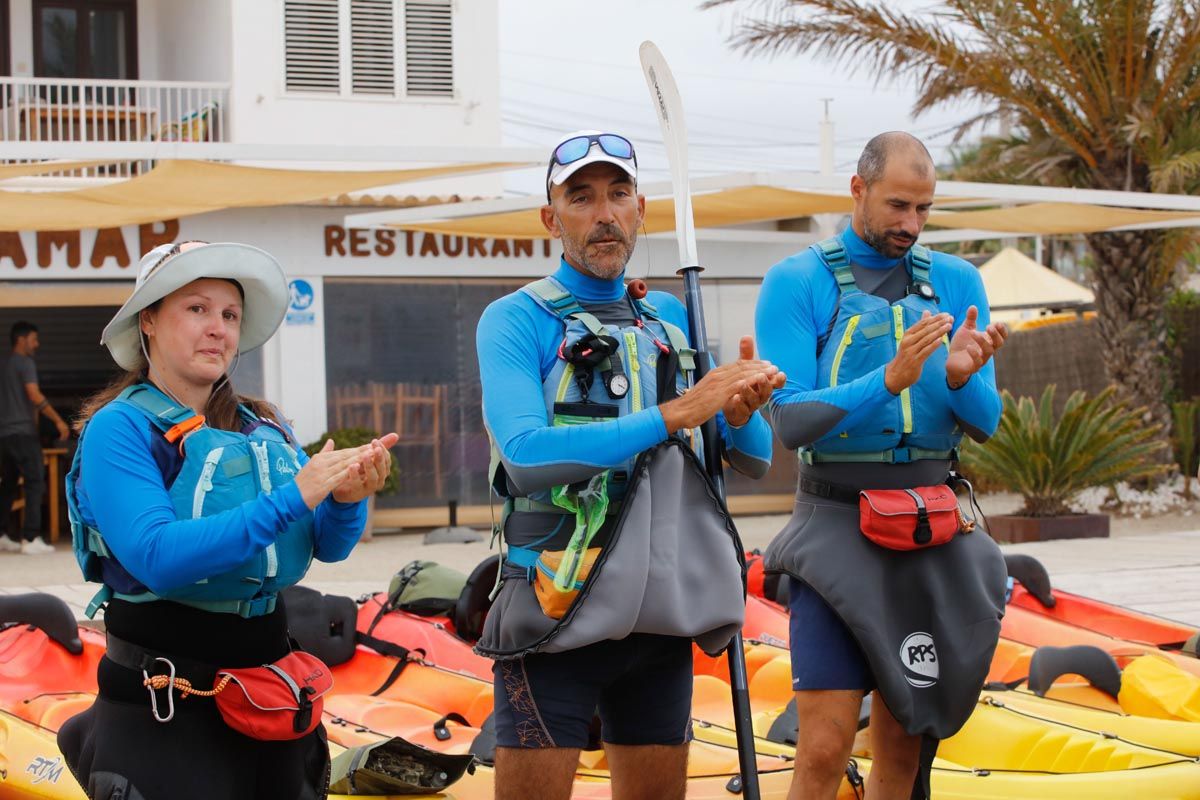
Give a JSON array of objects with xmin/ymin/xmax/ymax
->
[{"xmin": 900, "ymin": 632, "xmax": 939, "ymax": 687}]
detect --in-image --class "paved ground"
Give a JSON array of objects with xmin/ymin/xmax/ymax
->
[{"xmin": 2, "ymin": 505, "xmax": 1198, "ymax": 627}]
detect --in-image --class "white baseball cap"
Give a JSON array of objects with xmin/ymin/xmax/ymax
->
[
  {"xmin": 546, "ymin": 130, "xmax": 638, "ymax": 201},
  {"xmin": 101, "ymin": 241, "xmax": 289, "ymax": 371}
]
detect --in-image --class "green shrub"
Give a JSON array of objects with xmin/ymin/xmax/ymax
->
[
  {"xmin": 303, "ymin": 427, "xmax": 399, "ymax": 495},
  {"xmin": 1171, "ymin": 399, "xmax": 1200, "ymax": 500},
  {"xmin": 960, "ymin": 385, "xmax": 1165, "ymax": 517}
]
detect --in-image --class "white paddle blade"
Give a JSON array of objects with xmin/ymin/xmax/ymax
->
[{"xmin": 639, "ymin": 40, "xmax": 699, "ymax": 270}]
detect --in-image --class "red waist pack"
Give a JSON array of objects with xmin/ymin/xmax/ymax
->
[
  {"xmin": 213, "ymin": 651, "xmax": 333, "ymax": 741},
  {"xmin": 858, "ymin": 486, "xmax": 972, "ymax": 551}
]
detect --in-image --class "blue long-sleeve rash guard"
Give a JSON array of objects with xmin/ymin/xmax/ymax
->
[
  {"xmin": 75, "ymin": 401, "xmax": 367, "ymax": 595},
  {"xmin": 756, "ymin": 227, "xmax": 1002, "ymax": 450},
  {"xmin": 478, "ymin": 259, "xmax": 774, "ymax": 495}
]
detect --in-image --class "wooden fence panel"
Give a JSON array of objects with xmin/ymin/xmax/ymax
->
[{"xmin": 994, "ymin": 305, "xmax": 1200, "ymax": 405}]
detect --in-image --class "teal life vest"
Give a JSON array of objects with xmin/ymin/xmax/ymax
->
[
  {"xmin": 804, "ymin": 237, "xmax": 961, "ymax": 465},
  {"xmin": 66, "ymin": 383, "xmax": 315, "ymax": 618},
  {"xmin": 487, "ymin": 277, "xmax": 699, "ymax": 579}
]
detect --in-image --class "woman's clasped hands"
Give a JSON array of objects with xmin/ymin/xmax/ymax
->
[{"xmin": 294, "ymin": 432, "xmax": 400, "ymax": 509}]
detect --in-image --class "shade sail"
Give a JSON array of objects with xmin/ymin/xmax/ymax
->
[
  {"xmin": 0, "ymin": 160, "xmax": 118, "ymax": 180},
  {"xmin": 394, "ymin": 187, "xmax": 1200, "ymax": 239},
  {"xmin": 927, "ymin": 202, "xmax": 1200, "ymax": 234},
  {"xmin": 395, "ymin": 186, "xmax": 855, "ymax": 238},
  {"xmin": 0, "ymin": 159, "xmax": 523, "ymax": 231},
  {"xmin": 979, "ymin": 247, "xmax": 1094, "ymax": 312}
]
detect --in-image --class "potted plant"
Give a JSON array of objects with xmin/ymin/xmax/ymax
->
[
  {"xmin": 304, "ymin": 427, "xmax": 399, "ymax": 541},
  {"xmin": 960, "ymin": 385, "xmax": 1165, "ymax": 543}
]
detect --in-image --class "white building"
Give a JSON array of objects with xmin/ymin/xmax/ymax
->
[
  {"xmin": 0, "ymin": 1, "xmax": 804, "ymax": 518},
  {"xmin": 6, "ymin": 0, "xmax": 500, "ymax": 152}
]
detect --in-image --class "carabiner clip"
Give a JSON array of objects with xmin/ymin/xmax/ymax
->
[{"xmin": 143, "ymin": 656, "xmax": 177, "ymax": 723}]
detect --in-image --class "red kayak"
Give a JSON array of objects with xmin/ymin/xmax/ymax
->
[{"xmin": 356, "ymin": 591, "xmax": 494, "ymax": 679}]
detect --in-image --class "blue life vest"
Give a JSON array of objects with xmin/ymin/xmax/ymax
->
[
  {"xmin": 488, "ymin": 277, "xmax": 698, "ymax": 572},
  {"xmin": 67, "ymin": 383, "xmax": 315, "ymax": 618},
  {"xmin": 805, "ymin": 237, "xmax": 961, "ymax": 464}
]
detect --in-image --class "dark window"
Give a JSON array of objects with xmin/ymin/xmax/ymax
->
[
  {"xmin": 0, "ymin": 1, "xmax": 10, "ymax": 77},
  {"xmin": 33, "ymin": 0, "xmax": 137, "ymax": 80},
  {"xmin": 324, "ymin": 279, "xmax": 520, "ymax": 508}
]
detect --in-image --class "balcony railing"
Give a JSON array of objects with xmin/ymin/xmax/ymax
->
[{"xmin": 0, "ymin": 77, "xmax": 231, "ymax": 178}]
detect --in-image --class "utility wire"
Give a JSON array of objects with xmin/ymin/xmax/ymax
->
[
  {"xmin": 501, "ymin": 108, "xmax": 814, "ymax": 149},
  {"xmin": 502, "ymin": 76, "xmax": 819, "ymax": 137},
  {"xmin": 501, "ymin": 48, "xmax": 894, "ymax": 93}
]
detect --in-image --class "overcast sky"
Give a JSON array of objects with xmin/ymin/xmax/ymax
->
[{"xmin": 497, "ymin": 0, "xmax": 987, "ymax": 196}]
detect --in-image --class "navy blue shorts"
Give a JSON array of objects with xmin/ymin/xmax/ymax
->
[
  {"xmin": 787, "ymin": 577, "xmax": 875, "ymax": 691},
  {"xmin": 492, "ymin": 633, "xmax": 693, "ymax": 749}
]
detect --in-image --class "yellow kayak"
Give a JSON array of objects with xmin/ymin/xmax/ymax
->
[
  {"xmin": 710, "ymin": 637, "xmax": 1200, "ymax": 760},
  {"xmin": 0, "ymin": 708, "xmax": 452, "ymax": 800},
  {"xmin": 694, "ymin": 671, "xmax": 1200, "ymax": 799}
]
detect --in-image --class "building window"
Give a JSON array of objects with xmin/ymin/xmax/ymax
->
[
  {"xmin": 404, "ymin": 0, "xmax": 452, "ymax": 97},
  {"xmin": 284, "ymin": 0, "xmax": 453, "ymax": 98},
  {"xmin": 284, "ymin": 0, "xmax": 341, "ymax": 93},
  {"xmin": 1, "ymin": 0, "xmax": 10, "ymax": 77},
  {"xmin": 350, "ymin": 0, "xmax": 395, "ymax": 94},
  {"xmin": 33, "ymin": 0, "xmax": 138, "ymax": 80},
  {"xmin": 324, "ymin": 279, "xmax": 516, "ymax": 509}
]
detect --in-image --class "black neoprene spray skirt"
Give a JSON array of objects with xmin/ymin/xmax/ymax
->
[{"xmin": 57, "ymin": 597, "xmax": 331, "ymax": 800}]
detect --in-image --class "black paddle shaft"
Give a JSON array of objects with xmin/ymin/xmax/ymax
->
[{"xmin": 679, "ymin": 263, "xmax": 762, "ymax": 800}]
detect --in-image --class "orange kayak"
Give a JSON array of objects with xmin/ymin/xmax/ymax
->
[
  {"xmin": 0, "ymin": 600, "xmax": 802, "ymax": 799},
  {"xmin": 1008, "ymin": 582, "xmax": 1199, "ymax": 652},
  {"xmin": 1001, "ymin": 604, "xmax": 1200, "ymax": 676}
]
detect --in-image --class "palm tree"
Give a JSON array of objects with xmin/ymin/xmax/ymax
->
[{"xmin": 705, "ymin": 0, "xmax": 1200, "ymax": 442}]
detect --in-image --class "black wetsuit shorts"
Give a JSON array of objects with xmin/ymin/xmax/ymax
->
[{"xmin": 492, "ymin": 633, "xmax": 693, "ymax": 749}]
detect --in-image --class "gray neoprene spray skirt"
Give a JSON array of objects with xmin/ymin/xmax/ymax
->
[{"xmin": 476, "ymin": 440, "xmax": 747, "ymax": 660}]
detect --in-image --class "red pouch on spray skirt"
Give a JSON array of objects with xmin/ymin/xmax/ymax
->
[
  {"xmin": 212, "ymin": 651, "xmax": 333, "ymax": 741},
  {"xmin": 858, "ymin": 486, "xmax": 972, "ymax": 551}
]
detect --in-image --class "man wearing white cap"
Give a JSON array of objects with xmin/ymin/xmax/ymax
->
[
  {"xmin": 474, "ymin": 132, "xmax": 786, "ymax": 799},
  {"xmin": 58, "ymin": 240, "xmax": 396, "ymax": 799}
]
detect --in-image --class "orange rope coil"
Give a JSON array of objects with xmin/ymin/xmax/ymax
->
[{"xmin": 142, "ymin": 673, "xmax": 232, "ymax": 698}]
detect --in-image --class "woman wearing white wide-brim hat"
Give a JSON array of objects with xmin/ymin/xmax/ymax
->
[{"xmin": 58, "ymin": 241, "xmax": 397, "ymax": 800}]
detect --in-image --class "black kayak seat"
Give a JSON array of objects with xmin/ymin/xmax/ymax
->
[
  {"xmin": 1027, "ymin": 644, "xmax": 1121, "ymax": 700},
  {"xmin": 281, "ymin": 585, "xmax": 359, "ymax": 667},
  {"xmin": 453, "ymin": 555, "xmax": 500, "ymax": 643},
  {"xmin": 0, "ymin": 592, "xmax": 82, "ymax": 654},
  {"xmin": 1004, "ymin": 553, "xmax": 1056, "ymax": 608}
]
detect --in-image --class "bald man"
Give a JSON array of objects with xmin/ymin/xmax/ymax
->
[{"xmin": 755, "ymin": 132, "xmax": 1009, "ymax": 800}]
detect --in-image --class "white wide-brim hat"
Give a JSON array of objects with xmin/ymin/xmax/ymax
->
[{"xmin": 101, "ymin": 241, "xmax": 289, "ymax": 371}]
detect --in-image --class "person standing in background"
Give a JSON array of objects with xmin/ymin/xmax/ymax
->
[{"xmin": 0, "ymin": 321, "xmax": 68, "ymax": 554}]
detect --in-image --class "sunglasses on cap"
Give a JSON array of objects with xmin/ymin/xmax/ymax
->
[{"xmin": 545, "ymin": 134, "xmax": 637, "ymax": 199}]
